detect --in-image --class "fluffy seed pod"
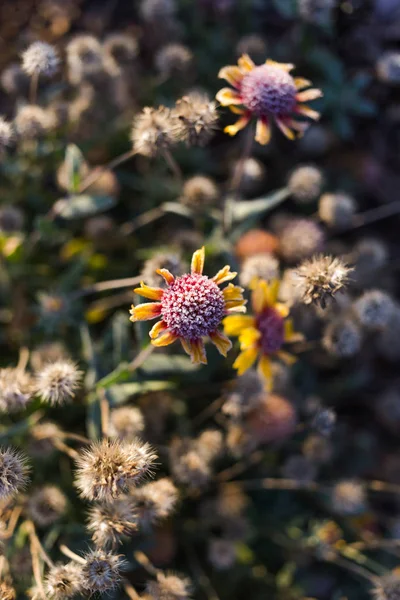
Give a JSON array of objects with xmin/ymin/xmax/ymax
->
[
  {"xmin": 239, "ymin": 253, "xmax": 279, "ymax": 288},
  {"xmin": 45, "ymin": 562, "xmax": 85, "ymax": 599},
  {"xmin": 109, "ymin": 406, "xmax": 145, "ymax": 441},
  {"xmin": 103, "ymin": 33, "xmax": 138, "ymax": 76},
  {"xmin": 87, "ymin": 498, "xmax": 138, "ymax": 548},
  {"xmin": 0, "ymin": 582, "xmax": 16, "ymax": 600},
  {"xmin": 75, "ymin": 439, "xmax": 157, "ymax": 501},
  {"xmin": 131, "ymin": 106, "xmax": 177, "ymax": 157},
  {"xmin": 146, "ymin": 572, "xmax": 192, "ymax": 600},
  {"xmin": 287, "ymin": 165, "xmax": 324, "ymax": 204},
  {"xmin": 350, "ymin": 238, "xmax": 388, "ymax": 289},
  {"xmin": 27, "ymin": 485, "xmax": 67, "ymax": 526},
  {"xmin": 0, "ymin": 368, "xmax": 33, "ymax": 413},
  {"xmin": 281, "ymin": 455, "xmax": 318, "ymax": 483},
  {"xmin": 279, "ymin": 219, "xmax": 325, "ymax": 264},
  {"xmin": 132, "ymin": 477, "xmax": 179, "ymax": 526},
  {"xmin": 14, "ymin": 104, "xmax": 55, "ymax": 139},
  {"xmin": 0, "ymin": 447, "xmax": 29, "ymax": 500},
  {"xmin": 66, "ymin": 35, "xmax": 104, "ymax": 85},
  {"xmin": 377, "ymin": 52, "xmax": 400, "ymax": 84},
  {"xmin": 294, "ymin": 255, "xmax": 351, "ymax": 308},
  {"xmin": 155, "ymin": 44, "xmax": 193, "ymax": 77},
  {"xmin": 173, "ymin": 92, "xmax": 218, "ymax": 146},
  {"xmin": 141, "ymin": 253, "xmax": 186, "ymax": 288},
  {"xmin": 353, "ymin": 290, "xmax": 394, "ymax": 331},
  {"xmin": 21, "ymin": 41, "xmax": 59, "ymax": 77},
  {"xmin": 0, "ymin": 118, "xmax": 15, "ymax": 151},
  {"xmin": 223, "ymin": 369, "xmax": 264, "ymax": 419},
  {"xmin": 196, "ymin": 430, "xmax": 224, "ymax": 462},
  {"xmin": 208, "ymin": 538, "xmax": 236, "ymax": 570},
  {"xmin": 323, "ymin": 317, "xmax": 362, "ymax": 357},
  {"xmin": 331, "ymin": 480, "xmax": 366, "ymax": 515},
  {"xmin": 235, "ymin": 229, "xmax": 278, "ymax": 261},
  {"xmin": 35, "ymin": 360, "xmax": 82, "ymax": 406},
  {"xmin": 318, "ymin": 192, "xmax": 357, "ymax": 230},
  {"xmin": 169, "ymin": 438, "xmax": 211, "ymax": 487},
  {"xmin": 181, "ymin": 176, "xmax": 219, "ymax": 209},
  {"xmin": 82, "ymin": 549, "xmax": 124, "ymax": 593}
]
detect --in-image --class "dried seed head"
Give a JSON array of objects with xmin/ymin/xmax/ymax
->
[
  {"xmin": 75, "ymin": 439, "xmax": 157, "ymax": 501},
  {"xmin": 350, "ymin": 238, "xmax": 388, "ymax": 289},
  {"xmin": 35, "ymin": 360, "xmax": 82, "ymax": 406},
  {"xmin": 0, "ymin": 582, "xmax": 16, "ymax": 600},
  {"xmin": 279, "ymin": 219, "xmax": 325, "ymax": 264},
  {"xmin": 0, "ymin": 206, "xmax": 24, "ymax": 232},
  {"xmin": 141, "ymin": 253, "xmax": 186, "ymax": 288},
  {"xmin": 21, "ymin": 41, "xmax": 60, "ymax": 77},
  {"xmin": 208, "ymin": 538, "xmax": 236, "ymax": 570},
  {"xmin": 131, "ymin": 106, "xmax": 177, "ymax": 157},
  {"xmin": 236, "ymin": 157, "xmax": 265, "ymax": 195},
  {"xmin": 372, "ymin": 574, "xmax": 400, "ymax": 600},
  {"xmin": 332, "ymin": 480, "xmax": 366, "ymax": 515},
  {"xmin": 323, "ymin": 317, "xmax": 362, "ymax": 357},
  {"xmin": 281, "ymin": 455, "xmax": 318, "ymax": 483},
  {"xmin": 181, "ymin": 176, "xmax": 219, "ymax": 208},
  {"xmin": 0, "ymin": 118, "xmax": 15, "ymax": 150},
  {"xmin": 45, "ymin": 562, "xmax": 84, "ymax": 600},
  {"xmin": 82, "ymin": 549, "xmax": 124, "ymax": 593},
  {"xmin": 169, "ymin": 438, "xmax": 211, "ymax": 487},
  {"xmin": 66, "ymin": 35, "xmax": 104, "ymax": 84},
  {"xmin": 0, "ymin": 368, "xmax": 33, "ymax": 413},
  {"xmin": 196, "ymin": 430, "xmax": 224, "ymax": 462},
  {"xmin": 109, "ymin": 406, "xmax": 145, "ymax": 441},
  {"xmin": 0, "ymin": 447, "xmax": 29, "ymax": 500},
  {"xmin": 155, "ymin": 44, "xmax": 193, "ymax": 77},
  {"xmin": 288, "ymin": 165, "xmax": 324, "ymax": 204},
  {"xmin": 294, "ymin": 255, "xmax": 351, "ymax": 308},
  {"xmin": 319, "ymin": 192, "xmax": 357, "ymax": 230},
  {"xmin": 14, "ymin": 105, "xmax": 55, "ymax": 139},
  {"xmin": 87, "ymin": 498, "xmax": 138, "ymax": 548},
  {"xmin": 27, "ymin": 485, "xmax": 67, "ymax": 527},
  {"xmin": 103, "ymin": 33, "xmax": 138, "ymax": 75},
  {"xmin": 353, "ymin": 290, "xmax": 394, "ymax": 331},
  {"xmin": 377, "ymin": 52, "xmax": 400, "ymax": 84},
  {"xmin": 223, "ymin": 370, "xmax": 264, "ymax": 418},
  {"xmin": 239, "ymin": 253, "xmax": 279, "ymax": 288},
  {"xmin": 146, "ymin": 572, "xmax": 192, "ymax": 600},
  {"xmin": 173, "ymin": 92, "xmax": 218, "ymax": 146},
  {"xmin": 132, "ymin": 477, "xmax": 179, "ymax": 526}
]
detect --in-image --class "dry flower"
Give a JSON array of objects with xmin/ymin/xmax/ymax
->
[
  {"xmin": 287, "ymin": 165, "xmax": 323, "ymax": 203},
  {"xmin": 155, "ymin": 44, "xmax": 193, "ymax": 77},
  {"xmin": 239, "ymin": 253, "xmax": 279, "ymax": 287},
  {"xmin": 45, "ymin": 562, "xmax": 85, "ymax": 600},
  {"xmin": 0, "ymin": 368, "xmax": 33, "ymax": 413},
  {"xmin": 173, "ymin": 92, "xmax": 218, "ymax": 146},
  {"xmin": 331, "ymin": 480, "xmax": 366, "ymax": 515},
  {"xmin": 353, "ymin": 290, "xmax": 394, "ymax": 331},
  {"xmin": 87, "ymin": 498, "xmax": 138, "ymax": 548},
  {"xmin": 21, "ymin": 41, "xmax": 59, "ymax": 77},
  {"xmin": 131, "ymin": 106, "xmax": 177, "ymax": 157},
  {"xmin": 0, "ymin": 447, "xmax": 29, "ymax": 500},
  {"xmin": 109, "ymin": 406, "xmax": 145, "ymax": 441},
  {"xmin": 319, "ymin": 192, "xmax": 357, "ymax": 230},
  {"xmin": 146, "ymin": 572, "xmax": 191, "ymax": 600},
  {"xmin": 132, "ymin": 477, "xmax": 179, "ymax": 526},
  {"xmin": 181, "ymin": 176, "xmax": 219, "ymax": 208},
  {"xmin": 323, "ymin": 317, "xmax": 362, "ymax": 357},
  {"xmin": 35, "ymin": 360, "xmax": 82, "ymax": 406},
  {"xmin": 279, "ymin": 218, "xmax": 325, "ymax": 264},
  {"xmin": 294, "ymin": 255, "xmax": 351, "ymax": 308},
  {"xmin": 27, "ymin": 485, "xmax": 67, "ymax": 526},
  {"xmin": 82, "ymin": 549, "xmax": 124, "ymax": 593}
]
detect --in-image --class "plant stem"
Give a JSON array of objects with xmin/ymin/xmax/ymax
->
[
  {"xmin": 216, "ymin": 449, "xmax": 265, "ymax": 482},
  {"xmin": 162, "ymin": 147, "xmax": 183, "ymax": 183},
  {"xmin": 352, "ymin": 201, "xmax": 400, "ymax": 229},
  {"xmin": 29, "ymin": 72, "xmax": 39, "ymax": 104},
  {"xmin": 76, "ymin": 275, "xmax": 142, "ymax": 298},
  {"xmin": 99, "ymin": 388, "xmax": 110, "ymax": 438},
  {"xmin": 133, "ymin": 551, "xmax": 159, "ymax": 576},
  {"xmin": 128, "ymin": 344, "xmax": 154, "ymax": 373},
  {"xmin": 120, "ymin": 206, "xmax": 165, "ymax": 236},
  {"xmin": 78, "ymin": 149, "xmax": 136, "ymax": 194},
  {"xmin": 59, "ymin": 544, "xmax": 86, "ymax": 565}
]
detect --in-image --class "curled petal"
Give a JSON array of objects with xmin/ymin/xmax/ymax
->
[
  {"xmin": 216, "ymin": 88, "xmax": 242, "ymax": 106},
  {"xmin": 285, "ymin": 118, "xmax": 310, "ymax": 135},
  {"xmin": 210, "ymin": 330, "xmax": 232, "ymax": 357},
  {"xmin": 218, "ymin": 65, "xmax": 245, "ymax": 88},
  {"xmin": 190, "ymin": 339, "xmax": 207, "ymax": 365},
  {"xmin": 295, "ymin": 105, "xmax": 320, "ymax": 121},
  {"xmin": 180, "ymin": 338, "xmax": 192, "ymax": 357},
  {"xmin": 238, "ymin": 327, "xmax": 261, "ymax": 350},
  {"xmin": 238, "ymin": 54, "xmax": 255, "ymax": 72},
  {"xmin": 294, "ymin": 77, "xmax": 312, "ymax": 89},
  {"xmin": 223, "ymin": 283, "xmax": 245, "ymax": 303},
  {"xmin": 156, "ymin": 268, "xmax": 174, "ymax": 285},
  {"xmin": 277, "ymin": 350, "xmax": 297, "ymax": 365},
  {"xmin": 149, "ymin": 320, "xmax": 168, "ymax": 339},
  {"xmin": 213, "ymin": 265, "xmax": 237, "ymax": 285},
  {"xmin": 134, "ymin": 281, "xmax": 163, "ymax": 301},
  {"xmin": 296, "ymin": 88, "xmax": 323, "ymax": 102},
  {"xmin": 229, "ymin": 106, "xmax": 245, "ymax": 115},
  {"xmin": 191, "ymin": 246, "xmax": 205, "ymax": 275},
  {"xmin": 129, "ymin": 302, "xmax": 161, "ymax": 322},
  {"xmin": 223, "ymin": 315, "xmax": 256, "ymax": 336},
  {"xmin": 255, "ymin": 119, "xmax": 271, "ymax": 145},
  {"xmin": 151, "ymin": 331, "xmax": 178, "ymax": 347},
  {"xmin": 225, "ymin": 302, "xmax": 247, "ymax": 313},
  {"xmin": 233, "ymin": 347, "xmax": 258, "ymax": 375},
  {"xmin": 258, "ymin": 355, "xmax": 273, "ymax": 391},
  {"xmin": 275, "ymin": 117, "xmax": 296, "ymax": 140},
  {"xmin": 266, "ymin": 59, "xmax": 294, "ymax": 72},
  {"xmin": 224, "ymin": 114, "xmax": 251, "ymax": 137}
]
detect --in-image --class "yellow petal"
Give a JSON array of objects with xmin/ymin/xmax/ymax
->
[
  {"xmin": 255, "ymin": 119, "xmax": 271, "ymax": 145},
  {"xmin": 129, "ymin": 302, "xmax": 161, "ymax": 322},
  {"xmin": 191, "ymin": 246, "xmax": 205, "ymax": 275},
  {"xmin": 216, "ymin": 88, "xmax": 242, "ymax": 106},
  {"xmin": 258, "ymin": 354, "xmax": 273, "ymax": 391},
  {"xmin": 151, "ymin": 331, "xmax": 178, "ymax": 347},
  {"xmin": 180, "ymin": 338, "xmax": 192, "ymax": 357},
  {"xmin": 284, "ymin": 320, "xmax": 294, "ymax": 341},
  {"xmin": 266, "ymin": 59, "xmax": 294, "ymax": 72},
  {"xmin": 294, "ymin": 77, "xmax": 312, "ymax": 89},
  {"xmin": 277, "ymin": 350, "xmax": 297, "ymax": 365},
  {"xmin": 233, "ymin": 347, "xmax": 258, "ymax": 375},
  {"xmin": 238, "ymin": 54, "xmax": 255, "ymax": 72},
  {"xmin": 210, "ymin": 330, "xmax": 232, "ymax": 357},
  {"xmin": 275, "ymin": 117, "xmax": 296, "ymax": 140},
  {"xmin": 296, "ymin": 89, "xmax": 323, "ymax": 103},
  {"xmin": 229, "ymin": 106, "xmax": 245, "ymax": 115},
  {"xmin": 218, "ymin": 65, "xmax": 245, "ymax": 88},
  {"xmin": 213, "ymin": 265, "xmax": 237, "ymax": 285},
  {"xmin": 156, "ymin": 268, "xmax": 174, "ymax": 285},
  {"xmin": 238, "ymin": 326, "xmax": 261, "ymax": 349},
  {"xmin": 224, "ymin": 114, "xmax": 251, "ymax": 137},
  {"xmin": 275, "ymin": 303, "xmax": 290, "ymax": 319},
  {"xmin": 134, "ymin": 281, "xmax": 163, "ymax": 301},
  {"xmin": 266, "ymin": 279, "xmax": 280, "ymax": 305},
  {"xmin": 191, "ymin": 339, "xmax": 207, "ymax": 365},
  {"xmin": 223, "ymin": 283, "xmax": 244, "ymax": 303},
  {"xmin": 251, "ymin": 279, "xmax": 270, "ymax": 313},
  {"xmin": 149, "ymin": 320, "xmax": 168, "ymax": 339},
  {"xmin": 296, "ymin": 105, "xmax": 320, "ymax": 121},
  {"xmin": 223, "ymin": 315, "xmax": 256, "ymax": 336},
  {"xmin": 225, "ymin": 302, "xmax": 247, "ymax": 313}
]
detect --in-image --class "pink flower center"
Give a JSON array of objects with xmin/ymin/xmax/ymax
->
[
  {"xmin": 161, "ymin": 273, "xmax": 225, "ymax": 340},
  {"xmin": 240, "ymin": 65, "xmax": 297, "ymax": 117},
  {"xmin": 256, "ymin": 306, "xmax": 285, "ymax": 354}
]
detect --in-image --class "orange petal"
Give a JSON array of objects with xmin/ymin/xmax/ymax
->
[
  {"xmin": 223, "ymin": 315, "xmax": 256, "ymax": 336},
  {"xmin": 191, "ymin": 246, "xmax": 205, "ymax": 275},
  {"xmin": 258, "ymin": 354, "xmax": 273, "ymax": 391},
  {"xmin": 134, "ymin": 281, "xmax": 163, "ymax": 301},
  {"xmin": 229, "ymin": 105, "xmax": 245, "ymax": 115},
  {"xmin": 295, "ymin": 105, "xmax": 320, "ymax": 121},
  {"xmin": 149, "ymin": 320, "xmax": 168, "ymax": 339},
  {"xmin": 216, "ymin": 88, "xmax": 242, "ymax": 106},
  {"xmin": 151, "ymin": 331, "xmax": 178, "ymax": 347},
  {"xmin": 129, "ymin": 302, "xmax": 161, "ymax": 322},
  {"xmin": 213, "ymin": 265, "xmax": 237, "ymax": 285},
  {"xmin": 156, "ymin": 268, "xmax": 174, "ymax": 285},
  {"xmin": 238, "ymin": 54, "xmax": 255, "ymax": 72},
  {"xmin": 296, "ymin": 89, "xmax": 323, "ymax": 102},
  {"xmin": 223, "ymin": 283, "xmax": 245, "ymax": 303},
  {"xmin": 255, "ymin": 119, "xmax": 271, "ymax": 145},
  {"xmin": 218, "ymin": 65, "xmax": 245, "ymax": 88},
  {"xmin": 190, "ymin": 339, "xmax": 207, "ymax": 365},
  {"xmin": 210, "ymin": 330, "xmax": 232, "ymax": 357},
  {"xmin": 277, "ymin": 350, "xmax": 297, "ymax": 365},
  {"xmin": 266, "ymin": 59, "xmax": 294, "ymax": 72},
  {"xmin": 233, "ymin": 347, "xmax": 258, "ymax": 375},
  {"xmin": 224, "ymin": 114, "xmax": 251, "ymax": 137},
  {"xmin": 294, "ymin": 77, "xmax": 312, "ymax": 89},
  {"xmin": 275, "ymin": 117, "xmax": 296, "ymax": 140}
]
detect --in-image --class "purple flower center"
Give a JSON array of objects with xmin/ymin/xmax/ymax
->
[
  {"xmin": 161, "ymin": 273, "xmax": 225, "ymax": 340},
  {"xmin": 256, "ymin": 306, "xmax": 285, "ymax": 354},
  {"xmin": 240, "ymin": 65, "xmax": 297, "ymax": 117}
]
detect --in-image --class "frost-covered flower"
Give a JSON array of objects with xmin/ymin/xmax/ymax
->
[
  {"xmin": 216, "ymin": 55, "xmax": 322, "ymax": 144},
  {"xmin": 130, "ymin": 247, "xmax": 246, "ymax": 364},
  {"xmin": 224, "ymin": 279, "xmax": 300, "ymax": 390}
]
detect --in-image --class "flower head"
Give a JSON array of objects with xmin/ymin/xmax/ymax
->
[
  {"xmin": 27, "ymin": 485, "xmax": 67, "ymax": 527},
  {"xmin": 224, "ymin": 279, "xmax": 300, "ymax": 390},
  {"xmin": 35, "ymin": 360, "xmax": 82, "ymax": 406},
  {"xmin": 21, "ymin": 42, "xmax": 60, "ymax": 77},
  {"xmin": 294, "ymin": 255, "xmax": 351, "ymax": 308},
  {"xmin": 132, "ymin": 477, "xmax": 179, "ymax": 526},
  {"xmin": 216, "ymin": 55, "xmax": 322, "ymax": 144},
  {"xmin": 87, "ymin": 498, "xmax": 138, "ymax": 548},
  {"xmin": 173, "ymin": 92, "xmax": 219, "ymax": 146},
  {"xmin": 0, "ymin": 446, "xmax": 29, "ymax": 500},
  {"xmin": 146, "ymin": 572, "xmax": 192, "ymax": 600},
  {"xmin": 373, "ymin": 574, "xmax": 400, "ymax": 600},
  {"xmin": 130, "ymin": 247, "xmax": 246, "ymax": 365},
  {"xmin": 0, "ymin": 368, "xmax": 33, "ymax": 413},
  {"xmin": 82, "ymin": 549, "xmax": 124, "ymax": 593},
  {"xmin": 131, "ymin": 106, "xmax": 177, "ymax": 157},
  {"xmin": 45, "ymin": 562, "xmax": 84, "ymax": 600}
]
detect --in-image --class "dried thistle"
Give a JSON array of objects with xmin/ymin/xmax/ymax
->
[
  {"xmin": 45, "ymin": 562, "xmax": 84, "ymax": 599},
  {"xmin": 294, "ymin": 255, "xmax": 351, "ymax": 308},
  {"xmin": 87, "ymin": 498, "xmax": 138, "ymax": 548},
  {"xmin": 0, "ymin": 447, "xmax": 29, "ymax": 500},
  {"xmin": 173, "ymin": 92, "xmax": 218, "ymax": 146},
  {"xmin": 82, "ymin": 549, "xmax": 124, "ymax": 593},
  {"xmin": 27, "ymin": 485, "xmax": 68, "ymax": 526},
  {"xmin": 35, "ymin": 360, "xmax": 83, "ymax": 406},
  {"xmin": 132, "ymin": 477, "xmax": 179, "ymax": 526},
  {"xmin": 0, "ymin": 368, "xmax": 33, "ymax": 413},
  {"xmin": 146, "ymin": 572, "xmax": 192, "ymax": 600},
  {"xmin": 21, "ymin": 41, "xmax": 59, "ymax": 77},
  {"xmin": 131, "ymin": 106, "xmax": 177, "ymax": 157}
]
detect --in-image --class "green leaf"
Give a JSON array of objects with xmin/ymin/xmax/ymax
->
[
  {"xmin": 95, "ymin": 362, "xmax": 132, "ymax": 389},
  {"xmin": 103, "ymin": 381, "xmax": 175, "ymax": 406},
  {"xmin": 140, "ymin": 353, "xmax": 200, "ymax": 375},
  {"xmin": 64, "ymin": 144, "xmax": 85, "ymax": 193},
  {"xmin": 231, "ymin": 188, "xmax": 290, "ymax": 222},
  {"xmin": 54, "ymin": 194, "xmax": 117, "ymax": 219}
]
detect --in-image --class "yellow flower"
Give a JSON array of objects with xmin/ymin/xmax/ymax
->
[
  {"xmin": 130, "ymin": 247, "xmax": 246, "ymax": 365},
  {"xmin": 223, "ymin": 278, "xmax": 301, "ymax": 390},
  {"xmin": 216, "ymin": 55, "xmax": 322, "ymax": 144}
]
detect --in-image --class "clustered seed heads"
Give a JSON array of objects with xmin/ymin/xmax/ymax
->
[{"xmin": 35, "ymin": 360, "xmax": 83, "ymax": 405}]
